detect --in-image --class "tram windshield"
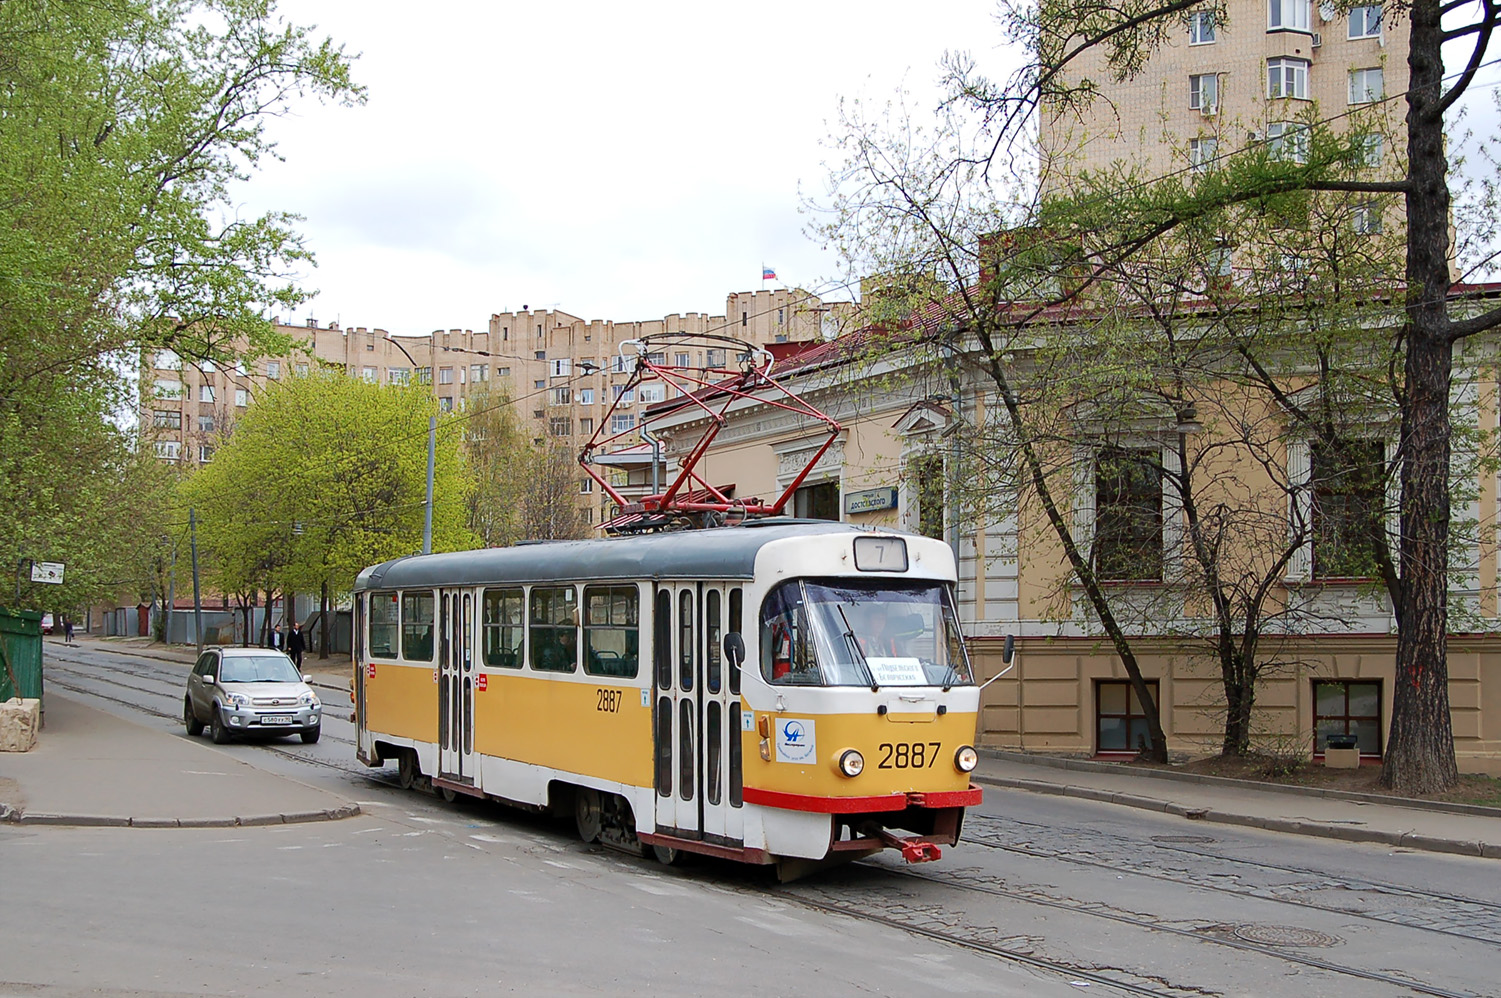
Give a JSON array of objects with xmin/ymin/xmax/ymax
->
[{"xmin": 760, "ymin": 579, "xmax": 973, "ymax": 687}]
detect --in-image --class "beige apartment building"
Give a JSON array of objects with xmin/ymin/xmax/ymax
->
[
  {"xmin": 1045, "ymin": 0, "xmax": 1404, "ymax": 183},
  {"xmin": 141, "ymin": 288, "xmax": 847, "ymax": 524}
]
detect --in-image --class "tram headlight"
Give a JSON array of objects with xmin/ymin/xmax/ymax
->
[
  {"xmin": 837, "ymin": 749, "xmax": 864, "ymax": 778},
  {"xmin": 954, "ymin": 745, "xmax": 979, "ymax": 773}
]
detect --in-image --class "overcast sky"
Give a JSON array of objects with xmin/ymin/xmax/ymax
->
[{"xmin": 238, "ymin": 1, "xmax": 1014, "ymax": 336}]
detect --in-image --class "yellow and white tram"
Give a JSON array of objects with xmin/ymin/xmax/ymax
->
[{"xmin": 352, "ymin": 520, "xmax": 982, "ymax": 875}]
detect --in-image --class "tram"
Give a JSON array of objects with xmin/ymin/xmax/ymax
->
[{"xmin": 352, "ymin": 519, "xmax": 983, "ymax": 876}]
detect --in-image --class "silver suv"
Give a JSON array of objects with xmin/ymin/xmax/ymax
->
[{"xmin": 184, "ymin": 647, "xmax": 321, "ymax": 745}]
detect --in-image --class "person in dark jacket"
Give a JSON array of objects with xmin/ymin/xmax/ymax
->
[
  {"xmin": 267, "ymin": 622, "xmax": 286, "ymax": 653},
  {"xmin": 287, "ymin": 621, "xmax": 306, "ymax": 668}
]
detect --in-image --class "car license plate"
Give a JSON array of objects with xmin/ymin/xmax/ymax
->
[{"xmin": 262, "ymin": 715, "xmax": 293, "ymax": 725}]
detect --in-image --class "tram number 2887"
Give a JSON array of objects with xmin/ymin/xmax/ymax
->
[{"xmin": 877, "ymin": 741, "xmax": 942, "ymax": 769}]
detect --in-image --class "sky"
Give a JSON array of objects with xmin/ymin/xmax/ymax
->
[{"xmin": 237, "ymin": 1, "xmax": 1016, "ymax": 336}]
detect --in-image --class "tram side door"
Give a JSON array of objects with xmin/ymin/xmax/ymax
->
[
  {"xmin": 698, "ymin": 584, "xmax": 744, "ymax": 845},
  {"xmin": 437, "ymin": 588, "xmax": 476, "ymax": 787}
]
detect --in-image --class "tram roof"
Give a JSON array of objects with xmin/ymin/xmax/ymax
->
[{"xmin": 354, "ymin": 520, "xmax": 890, "ymax": 591}]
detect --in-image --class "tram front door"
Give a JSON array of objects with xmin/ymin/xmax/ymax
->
[
  {"xmin": 437, "ymin": 588, "xmax": 476, "ymax": 787},
  {"xmin": 654, "ymin": 582, "xmax": 744, "ymax": 846}
]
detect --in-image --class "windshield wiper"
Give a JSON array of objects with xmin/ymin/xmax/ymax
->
[{"xmin": 836, "ymin": 604, "xmax": 879, "ymax": 692}]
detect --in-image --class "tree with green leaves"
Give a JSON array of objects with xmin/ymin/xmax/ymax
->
[{"xmin": 181, "ymin": 372, "xmax": 476, "ymax": 658}]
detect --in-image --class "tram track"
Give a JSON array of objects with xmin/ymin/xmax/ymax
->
[{"xmin": 963, "ymin": 811, "xmax": 1501, "ymax": 946}]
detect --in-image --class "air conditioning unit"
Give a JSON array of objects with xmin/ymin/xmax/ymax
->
[
  {"xmin": 1201, "ymin": 100, "xmax": 1218, "ymax": 116},
  {"xmin": 1311, "ymin": 32, "xmax": 1322, "ymax": 47}
]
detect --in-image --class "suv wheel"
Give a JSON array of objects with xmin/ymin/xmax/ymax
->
[
  {"xmin": 300, "ymin": 726, "xmax": 320, "ymax": 744},
  {"xmin": 210, "ymin": 708, "xmax": 232, "ymax": 745},
  {"xmin": 184, "ymin": 698, "xmax": 204, "ymax": 737}
]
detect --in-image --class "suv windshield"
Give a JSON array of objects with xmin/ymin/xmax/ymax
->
[
  {"xmin": 219, "ymin": 656, "xmax": 302, "ymax": 684},
  {"xmin": 760, "ymin": 578, "xmax": 973, "ymax": 687}
]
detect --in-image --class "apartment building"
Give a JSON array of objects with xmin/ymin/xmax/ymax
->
[
  {"xmin": 141, "ymin": 288, "xmax": 847, "ymax": 522},
  {"xmin": 1045, "ymin": 0, "xmax": 1403, "ymax": 182}
]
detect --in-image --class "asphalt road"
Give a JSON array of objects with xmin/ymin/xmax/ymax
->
[{"xmin": 3, "ymin": 642, "xmax": 1497, "ymax": 997}]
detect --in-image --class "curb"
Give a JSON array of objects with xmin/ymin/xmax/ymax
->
[
  {"xmin": 1, "ymin": 803, "xmax": 360, "ymax": 829},
  {"xmin": 974, "ymin": 773, "xmax": 1500, "ymax": 859},
  {"xmin": 979, "ymin": 748, "xmax": 1501, "ymax": 819}
]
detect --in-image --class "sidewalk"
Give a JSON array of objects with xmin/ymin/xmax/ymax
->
[
  {"xmin": 0, "ymin": 636, "xmax": 359, "ymax": 828},
  {"xmin": 972, "ymin": 750, "xmax": 1501, "ymax": 859}
]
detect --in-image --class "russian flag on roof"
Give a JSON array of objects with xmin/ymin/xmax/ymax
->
[{"xmin": 762, "ymin": 265, "xmax": 777, "ymax": 281}]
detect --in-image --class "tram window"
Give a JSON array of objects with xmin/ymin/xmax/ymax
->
[
  {"xmin": 654, "ymin": 590, "xmax": 671, "ymax": 689},
  {"xmin": 760, "ymin": 583, "xmax": 818, "ymax": 685},
  {"xmin": 530, "ymin": 586, "xmax": 578, "ymax": 673},
  {"xmin": 368, "ymin": 592, "xmax": 399, "ymax": 659},
  {"xmin": 482, "ymin": 588, "xmax": 524, "ymax": 668},
  {"xmin": 679, "ymin": 698, "xmax": 694, "ymax": 801},
  {"xmin": 584, "ymin": 585, "xmax": 639, "ymax": 678},
  {"xmin": 678, "ymin": 590, "xmax": 694, "ymax": 692},
  {"xmin": 728, "ymin": 588, "xmax": 743, "ymax": 695},
  {"xmin": 706, "ymin": 701, "xmax": 722, "ymax": 805},
  {"xmin": 655, "ymin": 696, "xmax": 672, "ymax": 797},
  {"xmin": 706, "ymin": 590, "xmax": 722, "ymax": 693},
  {"xmin": 401, "ymin": 591, "xmax": 435, "ymax": 662}
]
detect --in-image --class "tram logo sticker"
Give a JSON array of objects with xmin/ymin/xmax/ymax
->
[{"xmin": 775, "ymin": 718, "xmax": 817, "ymax": 763}]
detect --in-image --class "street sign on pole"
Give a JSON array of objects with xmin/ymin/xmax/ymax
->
[{"xmin": 30, "ymin": 562, "xmax": 64, "ymax": 584}]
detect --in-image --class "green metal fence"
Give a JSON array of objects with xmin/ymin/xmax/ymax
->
[{"xmin": 0, "ymin": 608, "xmax": 43, "ymax": 701}]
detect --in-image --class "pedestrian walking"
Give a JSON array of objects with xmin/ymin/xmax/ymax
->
[
  {"xmin": 63, "ymin": 616, "xmax": 74, "ymax": 645},
  {"xmin": 267, "ymin": 622, "xmax": 286, "ymax": 653},
  {"xmin": 287, "ymin": 621, "xmax": 306, "ymax": 669}
]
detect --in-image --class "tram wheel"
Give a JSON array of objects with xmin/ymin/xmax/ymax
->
[
  {"xmin": 398, "ymin": 751, "xmax": 419, "ymax": 790},
  {"xmin": 575, "ymin": 788, "xmax": 604, "ymax": 843},
  {"xmin": 439, "ymin": 785, "xmax": 457, "ymax": 804},
  {"xmin": 651, "ymin": 844, "xmax": 683, "ymax": 866}
]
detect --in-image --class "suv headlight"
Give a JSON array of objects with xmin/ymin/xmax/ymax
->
[
  {"xmin": 299, "ymin": 691, "xmax": 319, "ymax": 707},
  {"xmin": 224, "ymin": 692, "xmax": 249, "ymax": 708}
]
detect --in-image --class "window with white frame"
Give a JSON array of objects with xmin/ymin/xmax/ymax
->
[
  {"xmin": 639, "ymin": 384, "xmax": 665, "ymax": 404},
  {"xmin": 1207, "ymin": 242, "xmax": 1234, "ymax": 283},
  {"xmin": 611, "ymin": 413, "xmax": 637, "ymax": 434},
  {"xmin": 1352, "ymin": 202, "xmax": 1383, "ymax": 234},
  {"xmin": 1355, "ymin": 133, "xmax": 1384, "ymax": 167},
  {"xmin": 235, "ymin": 388, "xmax": 248, "ymax": 407},
  {"xmin": 1188, "ymin": 10, "xmax": 1216, "ymax": 43},
  {"xmin": 199, "ymin": 384, "xmax": 215, "ymax": 403},
  {"xmin": 198, "ymin": 359, "xmax": 216, "ymax": 373},
  {"xmin": 389, "ymin": 368, "xmax": 410, "ymax": 385},
  {"xmin": 153, "ymin": 410, "xmax": 181, "ymax": 429},
  {"xmin": 233, "ymin": 361, "xmax": 247, "ymax": 376},
  {"xmin": 612, "ymin": 385, "xmax": 635, "ymax": 403},
  {"xmin": 579, "ymin": 417, "xmax": 594, "ymax": 434},
  {"xmin": 674, "ymin": 352, "xmax": 691, "ymax": 367},
  {"xmin": 1348, "ymin": 67, "xmax": 1383, "ymax": 104},
  {"xmin": 495, "ymin": 366, "xmax": 509, "ymax": 378},
  {"xmin": 199, "ymin": 444, "xmax": 215, "ymax": 463},
  {"xmin": 1309, "ymin": 437, "xmax": 1387, "ymax": 578},
  {"xmin": 470, "ymin": 364, "xmax": 487, "ymax": 382},
  {"xmin": 361, "ymin": 366, "xmax": 377, "ymax": 383},
  {"xmin": 156, "ymin": 350, "xmax": 181, "ymax": 370},
  {"xmin": 266, "ymin": 360, "xmax": 280, "ymax": 379},
  {"xmin": 1268, "ymin": 121, "xmax": 1310, "ymax": 163},
  {"xmin": 1268, "ymin": 0, "xmax": 1310, "ymax": 30},
  {"xmin": 439, "ymin": 396, "xmax": 453, "ymax": 412},
  {"xmin": 1093, "ymin": 446, "xmax": 1164, "ymax": 581},
  {"xmin": 551, "ymin": 358, "xmax": 571, "ymax": 377},
  {"xmin": 580, "ymin": 478, "xmax": 594, "ymax": 494},
  {"xmin": 579, "ymin": 388, "xmax": 595, "ymax": 405},
  {"xmin": 155, "ymin": 440, "xmax": 181, "ymax": 462},
  {"xmin": 295, "ymin": 362, "xmax": 309, "ymax": 377},
  {"xmin": 551, "ymin": 387, "xmax": 572, "ymax": 405},
  {"xmin": 197, "ymin": 414, "xmax": 215, "ymax": 433},
  {"xmin": 1267, "ymin": 57, "xmax": 1309, "ymax": 99},
  {"xmin": 549, "ymin": 417, "xmax": 571, "ymax": 437},
  {"xmin": 458, "ymin": 366, "xmax": 465, "ymax": 384},
  {"xmin": 155, "ymin": 380, "xmax": 183, "ymax": 400},
  {"xmin": 438, "ymin": 367, "xmax": 454, "ymax": 385},
  {"xmin": 1348, "ymin": 4, "xmax": 1381, "ymax": 37},
  {"xmin": 611, "ymin": 355, "xmax": 630, "ymax": 374},
  {"xmin": 1189, "ymin": 137, "xmax": 1219, "ymax": 172},
  {"xmin": 1189, "ymin": 73, "xmax": 1219, "ymax": 112}
]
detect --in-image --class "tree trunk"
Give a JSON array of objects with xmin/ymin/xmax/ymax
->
[
  {"xmin": 1381, "ymin": 0, "xmax": 1459, "ymax": 794},
  {"xmin": 1220, "ymin": 644, "xmax": 1254, "ymax": 756}
]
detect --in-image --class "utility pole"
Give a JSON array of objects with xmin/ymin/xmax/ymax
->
[
  {"xmin": 385, "ymin": 336, "xmax": 437, "ymax": 555},
  {"xmin": 190, "ymin": 508, "xmax": 203, "ymax": 654}
]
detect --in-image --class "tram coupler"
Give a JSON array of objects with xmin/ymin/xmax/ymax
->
[{"xmin": 875, "ymin": 828, "xmax": 943, "ymax": 863}]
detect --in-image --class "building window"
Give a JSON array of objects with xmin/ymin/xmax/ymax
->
[
  {"xmin": 579, "ymin": 417, "xmax": 594, "ymax": 434},
  {"xmin": 155, "ymin": 380, "xmax": 183, "ymax": 400},
  {"xmin": 361, "ymin": 366, "xmax": 377, "ymax": 383},
  {"xmin": 235, "ymin": 389, "xmax": 248, "ymax": 407},
  {"xmin": 1355, "ymin": 133, "xmax": 1384, "ymax": 167},
  {"xmin": 198, "ymin": 444, "xmax": 214, "ymax": 463},
  {"xmin": 156, "ymin": 350, "xmax": 181, "ymax": 370},
  {"xmin": 233, "ymin": 361, "xmax": 247, "ymax": 376},
  {"xmin": 1349, "ymin": 4, "xmax": 1381, "ymax": 37},
  {"xmin": 1096, "ymin": 680, "xmax": 1160, "ymax": 754},
  {"xmin": 439, "ymin": 397, "xmax": 453, "ymax": 412},
  {"xmin": 496, "ymin": 366, "xmax": 510, "ymax": 378},
  {"xmin": 612, "ymin": 385, "xmax": 635, "ymax": 403},
  {"xmin": 1348, "ymin": 67, "xmax": 1383, "ymax": 104},
  {"xmin": 198, "ymin": 359, "xmax": 216, "ymax": 373},
  {"xmin": 611, "ymin": 413, "xmax": 637, "ymax": 434},
  {"xmin": 1207, "ymin": 242, "xmax": 1234, "ymax": 285},
  {"xmin": 579, "ymin": 388, "xmax": 594, "ymax": 406},
  {"xmin": 1313, "ymin": 680, "xmax": 1382, "ymax": 754},
  {"xmin": 197, "ymin": 415, "xmax": 215, "ymax": 433},
  {"xmin": 1352, "ymin": 202, "xmax": 1383, "ymax": 234},
  {"xmin": 470, "ymin": 364, "xmax": 487, "ymax": 383},
  {"xmin": 1310, "ymin": 438, "xmax": 1386, "ymax": 578},
  {"xmin": 458, "ymin": 366, "xmax": 465, "ymax": 384},
  {"xmin": 438, "ymin": 367, "xmax": 454, "ymax": 385},
  {"xmin": 612, "ymin": 355, "xmax": 630, "ymax": 374},
  {"xmin": 580, "ymin": 478, "xmax": 594, "ymax": 494},
  {"xmin": 551, "ymin": 358, "xmax": 571, "ymax": 377},
  {"xmin": 912, "ymin": 454, "xmax": 945, "ymax": 540},
  {"xmin": 794, "ymin": 481, "xmax": 840, "ymax": 521},
  {"xmin": 550, "ymin": 417, "xmax": 572, "ymax": 437},
  {"xmin": 1188, "ymin": 10, "xmax": 1216, "ymax": 43},
  {"xmin": 1268, "ymin": 0, "xmax": 1311, "ymax": 31},
  {"xmin": 295, "ymin": 363, "xmax": 309, "ymax": 377},
  {"xmin": 1189, "ymin": 73, "xmax": 1219, "ymax": 113},
  {"xmin": 1267, "ymin": 57, "xmax": 1309, "ymax": 99},
  {"xmin": 639, "ymin": 385, "xmax": 665, "ymax": 404},
  {"xmin": 154, "ymin": 440, "xmax": 181, "ymax": 462},
  {"xmin": 415, "ymin": 367, "xmax": 432, "ymax": 385},
  {"xmin": 1189, "ymin": 137, "xmax": 1219, "ymax": 172},
  {"xmin": 153, "ymin": 410, "xmax": 181, "ymax": 429},
  {"xmin": 706, "ymin": 348, "xmax": 726, "ymax": 367},
  {"xmin": 551, "ymin": 387, "xmax": 572, "ymax": 405},
  {"xmin": 675, "ymin": 352, "xmax": 691, "ymax": 367},
  {"xmin": 265, "ymin": 360, "xmax": 280, "ymax": 379},
  {"xmin": 389, "ymin": 368, "xmax": 410, "ymax": 385},
  {"xmin": 1268, "ymin": 121, "xmax": 1310, "ymax": 163},
  {"xmin": 199, "ymin": 384, "xmax": 215, "ymax": 403},
  {"xmin": 533, "ymin": 379, "xmax": 546, "ymax": 390},
  {"xmin": 1093, "ymin": 446, "xmax": 1163, "ymax": 581},
  {"xmin": 536, "ymin": 324, "xmax": 543, "ymax": 338}
]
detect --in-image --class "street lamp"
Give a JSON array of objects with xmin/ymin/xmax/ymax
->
[{"xmin": 386, "ymin": 336, "xmax": 437, "ymax": 555}]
